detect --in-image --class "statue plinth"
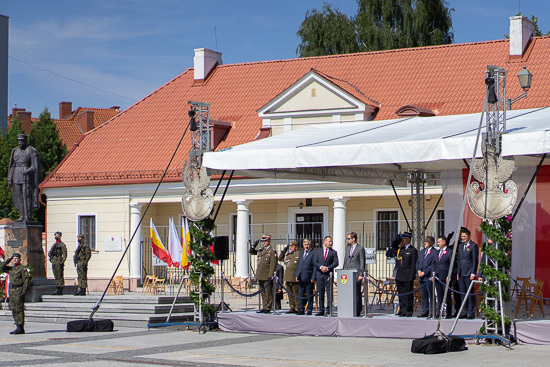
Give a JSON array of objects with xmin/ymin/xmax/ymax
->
[{"xmin": 5, "ymin": 222, "xmax": 45, "ymax": 277}]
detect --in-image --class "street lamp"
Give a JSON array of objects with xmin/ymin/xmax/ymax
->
[{"xmin": 508, "ymin": 66, "xmax": 533, "ymax": 109}]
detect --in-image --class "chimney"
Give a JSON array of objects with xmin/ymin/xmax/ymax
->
[
  {"xmin": 77, "ymin": 110, "xmax": 94, "ymax": 132},
  {"xmin": 18, "ymin": 111, "xmax": 32, "ymax": 133},
  {"xmin": 509, "ymin": 16, "xmax": 535, "ymax": 56},
  {"xmin": 59, "ymin": 101, "xmax": 72, "ymax": 119},
  {"xmin": 193, "ymin": 48, "xmax": 222, "ymax": 82}
]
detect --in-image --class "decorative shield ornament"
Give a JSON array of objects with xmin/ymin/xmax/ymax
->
[
  {"xmin": 340, "ymin": 274, "xmax": 348, "ymax": 285},
  {"xmin": 181, "ymin": 161, "xmax": 214, "ymax": 221}
]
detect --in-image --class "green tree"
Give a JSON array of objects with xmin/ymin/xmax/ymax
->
[
  {"xmin": 297, "ymin": 0, "xmax": 454, "ymax": 56},
  {"xmin": 0, "ymin": 116, "xmax": 24, "ymax": 220},
  {"xmin": 530, "ymin": 15, "xmax": 550, "ymax": 37},
  {"xmin": 296, "ymin": 2, "xmax": 360, "ymax": 57},
  {"xmin": 28, "ymin": 108, "xmax": 68, "ymax": 225}
]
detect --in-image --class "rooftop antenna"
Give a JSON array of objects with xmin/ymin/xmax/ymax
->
[{"xmin": 214, "ymin": 26, "xmax": 218, "ymax": 51}]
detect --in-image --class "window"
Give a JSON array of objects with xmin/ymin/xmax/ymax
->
[
  {"xmin": 79, "ymin": 215, "xmax": 96, "ymax": 251},
  {"xmin": 436, "ymin": 210, "xmax": 445, "ymax": 239},
  {"xmin": 376, "ymin": 211, "xmax": 398, "ymax": 250}
]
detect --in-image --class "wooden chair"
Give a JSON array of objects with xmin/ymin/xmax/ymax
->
[
  {"xmin": 107, "ymin": 275, "xmax": 124, "ymax": 295},
  {"xmin": 368, "ymin": 277, "xmax": 384, "ymax": 309},
  {"xmin": 528, "ymin": 279, "xmax": 545, "ymax": 318},
  {"xmin": 413, "ymin": 279, "xmax": 422, "ymax": 311},
  {"xmin": 154, "ymin": 278, "xmax": 166, "ymax": 295},
  {"xmin": 510, "ymin": 276, "xmax": 531, "ymax": 301},
  {"xmin": 382, "ymin": 279, "xmax": 397, "ymax": 310},
  {"xmin": 142, "ymin": 275, "xmax": 156, "ymax": 294},
  {"xmin": 514, "ymin": 278, "xmax": 534, "ymax": 318}
]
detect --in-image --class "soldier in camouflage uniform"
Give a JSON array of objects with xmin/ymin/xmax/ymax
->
[
  {"xmin": 249, "ymin": 234, "xmax": 277, "ymax": 313},
  {"xmin": 48, "ymin": 231, "xmax": 67, "ymax": 295},
  {"xmin": 278, "ymin": 240, "xmax": 300, "ymax": 313},
  {"xmin": 73, "ymin": 234, "xmax": 92, "ymax": 296},
  {"xmin": 1, "ymin": 253, "xmax": 30, "ymax": 334}
]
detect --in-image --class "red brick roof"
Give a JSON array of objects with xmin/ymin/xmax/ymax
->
[{"xmin": 42, "ymin": 37, "xmax": 550, "ymax": 188}]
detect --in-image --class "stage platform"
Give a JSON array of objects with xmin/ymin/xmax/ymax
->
[
  {"xmin": 217, "ymin": 311, "xmax": 483, "ymax": 339},
  {"xmin": 217, "ymin": 311, "xmax": 550, "ymax": 344}
]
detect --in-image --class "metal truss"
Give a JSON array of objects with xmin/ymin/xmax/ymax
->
[
  {"xmin": 408, "ymin": 170, "xmax": 426, "ymax": 248},
  {"xmin": 189, "ymin": 101, "xmax": 211, "ymax": 168},
  {"xmin": 484, "ymin": 66, "xmax": 507, "ymax": 155}
]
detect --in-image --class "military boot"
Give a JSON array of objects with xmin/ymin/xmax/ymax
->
[
  {"xmin": 52, "ymin": 287, "xmax": 60, "ymax": 295},
  {"xmin": 58, "ymin": 287, "xmax": 64, "ymax": 295},
  {"xmin": 74, "ymin": 288, "xmax": 81, "ymax": 296},
  {"xmin": 78, "ymin": 288, "xmax": 86, "ymax": 296},
  {"xmin": 10, "ymin": 325, "xmax": 24, "ymax": 334}
]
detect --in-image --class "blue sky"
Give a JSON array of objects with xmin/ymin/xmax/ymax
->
[{"xmin": 1, "ymin": 0, "xmax": 549, "ymax": 119}]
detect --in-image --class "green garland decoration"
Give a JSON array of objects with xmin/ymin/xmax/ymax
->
[
  {"xmin": 478, "ymin": 215, "xmax": 512, "ymax": 331},
  {"xmin": 188, "ymin": 218, "xmax": 216, "ymax": 319}
]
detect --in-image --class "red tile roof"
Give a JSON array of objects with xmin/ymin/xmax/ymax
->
[{"xmin": 42, "ymin": 37, "xmax": 550, "ymax": 188}]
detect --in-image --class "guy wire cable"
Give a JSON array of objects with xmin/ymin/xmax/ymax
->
[
  {"xmin": 435, "ymin": 97, "xmax": 488, "ymax": 333},
  {"xmin": 88, "ymin": 121, "xmax": 190, "ymax": 320}
]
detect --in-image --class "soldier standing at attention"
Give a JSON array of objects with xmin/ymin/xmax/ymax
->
[
  {"xmin": 278, "ymin": 240, "xmax": 300, "ymax": 313},
  {"xmin": 74, "ymin": 234, "xmax": 92, "ymax": 296},
  {"xmin": 1, "ymin": 253, "xmax": 30, "ymax": 334},
  {"xmin": 249, "ymin": 234, "xmax": 277, "ymax": 313},
  {"xmin": 48, "ymin": 231, "xmax": 67, "ymax": 295}
]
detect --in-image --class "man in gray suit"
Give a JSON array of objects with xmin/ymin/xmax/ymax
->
[{"xmin": 343, "ymin": 232, "xmax": 366, "ymax": 317}]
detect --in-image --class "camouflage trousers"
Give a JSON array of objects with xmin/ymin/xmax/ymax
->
[
  {"xmin": 52, "ymin": 263, "xmax": 65, "ymax": 287},
  {"xmin": 9, "ymin": 289, "xmax": 25, "ymax": 326},
  {"xmin": 76, "ymin": 264, "xmax": 88, "ymax": 288}
]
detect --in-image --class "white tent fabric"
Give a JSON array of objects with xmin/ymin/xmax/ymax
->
[{"xmin": 203, "ymin": 107, "xmax": 550, "ymax": 177}]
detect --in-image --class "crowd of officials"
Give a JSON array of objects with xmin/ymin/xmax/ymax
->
[
  {"xmin": 250, "ymin": 227, "xmax": 479, "ymax": 319},
  {"xmin": 0, "ymin": 231, "xmax": 91, "ymax": 335}
]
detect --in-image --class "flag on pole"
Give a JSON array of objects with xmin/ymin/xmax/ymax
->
[
  {"xmin": 181, "ymin": 217, "xmax": 191, "ymax": 269},
  {"xmin": 168, "ymin": 218, "xmax": 182, "ymax": 268},
  {"xmin": 150, "ymin": 218, "xmax": 172, "ymax": 266}
]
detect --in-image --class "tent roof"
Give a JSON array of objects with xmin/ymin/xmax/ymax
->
[{"xmin": 203, "ymin": 107, "xmax": 550, "ymax": 186}]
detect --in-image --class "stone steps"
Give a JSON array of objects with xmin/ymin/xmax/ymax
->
[{"xmin": 0, "ymin": 292, "xmax": 196, "ymax": 328}]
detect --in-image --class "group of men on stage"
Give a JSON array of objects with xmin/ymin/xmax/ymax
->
[
  {"xmin": 250, "ymin": 226, "xmax": 479, "ymax": 319},
  {"xmin": 390, "ymin": 227, "xmax": 479, "ymax": 319},
  {"xmin": 250, "ymin": 232, "xmax": 366, "ymax": 317}
]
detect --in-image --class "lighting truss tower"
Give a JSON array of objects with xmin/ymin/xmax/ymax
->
[
  {"xmin": 408, "ymin": 170, "xmax": 426, "ymax": 249},
  {"xmin": 483, "ymin": 66, "xmax": 507, "ymax": 155},
  {"xmin": 188, "ymin": 100, "xmax": 211, "ymax": 168},
  {"xmin": 481, "ymin": 65, "xmax": 509, "ymax": 339}
]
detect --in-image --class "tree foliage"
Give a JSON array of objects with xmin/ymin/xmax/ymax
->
[
  {"xmin": 296, "ymin": 2, "xmax": 359, "ymax": 57},
  {"xmin": 296, "ymin": 0, "xmax": 454, "ymax": 56}
]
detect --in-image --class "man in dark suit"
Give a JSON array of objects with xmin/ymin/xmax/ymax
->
[
  {"xmin": 313, "ymin": 236, "xmax": 339, "ymax": 316},
  {"xmin": 343, "ymin": 232, "xmax": 365, "ymax": 317},
  {"xmin": 433, "ymin": 236, "xmax": 453, "ymax": 318},
  {"xmin": 395, "ymin": 232, "xmax": 418, "ymax": 317},
  {"xmin": 416, "ymin": 236, "xmax": 436, "ymax": 317},
  {"xmin": 295, "ymin": 239, "xmax": 315, "ymax": 315},
  {"xmin": 457, "ymin": 227, "xmax": 479, "ymax": 319}
]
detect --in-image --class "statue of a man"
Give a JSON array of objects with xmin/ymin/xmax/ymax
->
[{"xmin": 8, "ymin": 134, "xmax": 41, "ymax": 222}]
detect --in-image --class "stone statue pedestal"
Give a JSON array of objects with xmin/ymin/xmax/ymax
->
[{"xmin": 5, "ymin": 222, "xmax": 45, "ymax": 278}]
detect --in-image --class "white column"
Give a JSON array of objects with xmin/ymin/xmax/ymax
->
[
  {"xmin": 331, "ymin": 197, "xmax": 348, "ymax": 269},
  {"xmin": 129, "ymin": 203, "xmax": 143, "ymax": 291},
  {"xmin": 234, "ymin": 200, "xmax": 252, "ymax": 278}
]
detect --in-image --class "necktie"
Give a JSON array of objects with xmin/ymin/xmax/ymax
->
[
  {"xmin": 324, "ymin": 249, "xmax": 327, "ymax": 260},
  {"xmin": 304, "ymin": 251, "xmax": 308, "ymax": 260},
  {"xmin": 424, "ymin": 249, "xmax": 428, "ymax": 259},
  {"xmin": 438, "ymin": 250, "xmax": 443, "ymax": 261}
]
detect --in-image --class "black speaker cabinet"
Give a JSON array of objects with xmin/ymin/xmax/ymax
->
[{"xmin": 214, "ymin": 236, "xmax": 230, "ymax": 260}]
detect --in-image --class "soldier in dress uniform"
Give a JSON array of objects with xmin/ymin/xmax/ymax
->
[
  {"xmin": 1, "ymin": 253, "xmax": 30, "ymax": 334},
  {"xmin": 74, "ymin": 234, "xmax": 92, "ymax": 296},
  {"xmin": 48, "ymin": 231, "xmax": 67, "ymax": 295},
  {"xmin": 278, "ymin": 240, "xmax": 300, "ymax": 313},
  {"xmin": 395, "ymin": 232, "xmax": 418, "ymax": 317},
  {"xmin": 249, "ymin": 234, "xmax": 277, "ymax": 313}
]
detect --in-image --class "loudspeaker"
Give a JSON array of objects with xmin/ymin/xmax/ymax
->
[{"xmin": 214, "ymin": 236, "xmax": 229, "ymax": 260}]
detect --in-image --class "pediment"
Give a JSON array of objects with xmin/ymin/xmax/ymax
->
[{"xmin": 258, "ymin": 70, "xmax": 370, "ymax": 118}]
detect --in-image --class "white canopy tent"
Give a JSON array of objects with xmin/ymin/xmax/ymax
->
[{"xmin": 203, "ymin": 107, "xmax": 550, "ymax": 184}]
